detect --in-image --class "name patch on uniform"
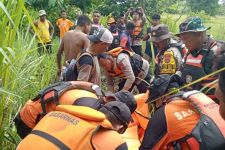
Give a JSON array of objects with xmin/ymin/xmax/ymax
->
[
  {"xmin": 174, "ymin": 109, "xmax": 196, "ymax": 120},
  {"xmin": 49, "ymin": 112, "xmax": 79, "ymax": 125}
]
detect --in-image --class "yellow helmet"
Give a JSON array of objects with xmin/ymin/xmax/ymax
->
[{"xmin": 107, "ymin": 17, "xmax": 116, "ymax": 24}]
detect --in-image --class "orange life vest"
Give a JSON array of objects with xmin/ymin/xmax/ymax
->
[
  {"xmin": 163, "ymin": 91, "xmax": 225, "ymax": 149},
  {"xmin": 185, "ymin": 54, "xmax": 203, "ymax": 68},
  {"xmin": 182, "ymin": 51, "xmax": 217, "ymax": 100},
  {"xmin": 19, "ymin": 82, "xmax": 99, "ymax": 128},
  {"xmin": 153, "ymin": 98, "xmax": 200, "ymax": 150},
  {"xmin": 122, "ymin": 91, "xmax": 150, "ymax": 150},
  {"xmin": 107, "ymin": 47, "xmax": 143, "ymax": 78},
  {"xmin": 92, "ymin": 129, "xmax": 127, "ymax": 150},
  {"xmin": 17, "ymin": 105, "xmax": 116, "ymax": 150},
  {"xmin": 171, "ymin": 91, "xmax": 225, "ymax": 149},
  {"xmin": 107, "ymin": 47, "xmax": 132, "ymax": 78}
]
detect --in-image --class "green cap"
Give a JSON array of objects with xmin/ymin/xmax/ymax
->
[{"xmin": 175, "ymin": 16, "xmax": 210, "ymax": 37}]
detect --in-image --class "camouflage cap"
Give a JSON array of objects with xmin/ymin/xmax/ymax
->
[
  {"xmin": 175, "ymin": 16, "xmax": 210, "ymax": 37},
  {"xmin": 150, "ymin": 24, "xmax": 172, "ymax": 42}
]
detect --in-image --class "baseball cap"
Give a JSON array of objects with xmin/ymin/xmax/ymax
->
[
  {"xmin": 175, "ymin": 16, "xmax": 211, "ymax": 37},
  {"xmin": 88, "ymin": 28, "xmax": 113, "ymax": 44},
  {"xmin": 100, "ymin": 101, "xmax": 132, "ymax": 126},
  {"xmin": 114, "ymin": 90, "xmax": 137, "ymax": 113},
  {"xmin": 147, "ymin": 74, "xmax": 184, "ymax": 103},
  {"xmin": 39, "ymin": 10, "xmax": 47, "ymax": 17},
  {"xmin": 150, "ymin": 24, "xmax": 172, "ymax": 42}
]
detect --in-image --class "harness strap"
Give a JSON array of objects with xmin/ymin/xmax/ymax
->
[{"xmin": 31, "ymin": 130, "xmax": 71, "ymax": 150}]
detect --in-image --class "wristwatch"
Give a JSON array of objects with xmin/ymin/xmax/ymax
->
[
  {"xmin": 91, "ymin": 84, "xmax": 99, "ymax": 90},
  {"xmin": 91, "ymin": 84, "xmax": 104, "ymax": 97}
]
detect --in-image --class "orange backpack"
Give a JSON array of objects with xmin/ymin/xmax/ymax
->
[{"xmin": 17, "ymin": 105, "xmax": 113, "ymax": 150}]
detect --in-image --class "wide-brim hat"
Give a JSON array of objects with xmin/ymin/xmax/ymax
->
[
  {"xmin": 150, "ymin": 24, "xmax": 172, "ymax": 42},
  {"xmin": 146, "ymin": 74, "xmax": 184, "ymax": 103},
  {"xmin": 175, "ymin": 16, "xmax": 211, "ymax": 37}
]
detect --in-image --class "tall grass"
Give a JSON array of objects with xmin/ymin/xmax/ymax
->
[{"xmin": 0, "ymin": 1, "xmax": 58, "ymax": 149}]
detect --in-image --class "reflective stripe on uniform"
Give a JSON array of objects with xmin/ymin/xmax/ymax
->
[
  {"xmin": 185, "ymin": 54, "xmax": 203, "ymax": 68},
  {"xmin": 31, "ymin": 130, "xmax": 70, "ymax": 150}
]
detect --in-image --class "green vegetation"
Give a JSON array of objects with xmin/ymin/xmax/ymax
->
[
  {"xmin": 161, "ymin": 13, "xmax": 225, "ymax": 41},
  {"xmin": 1, "ymin": 0, "xmax": 225, "ymax": 149}
]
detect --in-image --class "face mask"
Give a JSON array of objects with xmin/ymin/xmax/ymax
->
[{"xmin": 109, "ymin": 25, "xmax": 116, "ymax": 32}]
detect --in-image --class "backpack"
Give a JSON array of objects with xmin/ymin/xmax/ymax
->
[
  {"xmin": 62, "ymin": 51, "xmax": 93, "ymax": 81},
  {"xmin": 174, "ymin": 90, "xmax": 225, "ymax": 150},
  {"xmin": 129, "ymin": 52, "xmax": 144, "ymax": 76},
  {"xmin": 32, "ymin": 81, "xmax": 104, "ymax": 118},
  {"xmin": 112, "ymin": 31, "xmax": 120, "ymax": 48}
]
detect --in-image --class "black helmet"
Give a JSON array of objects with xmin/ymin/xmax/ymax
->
[
  {"xmin": 114, "ymin": 90, "xmax": 137, "ymax": 113},
  {"xmin": 147, "ymin": 74, "xmax": 184, "ymax": 103},
  {"xmin": 100, "ymin": 101, "xmax": 131, "ymax": 133}
]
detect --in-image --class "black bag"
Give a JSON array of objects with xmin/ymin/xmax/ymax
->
[
  {"xmin": 62, "ymin": 52, "xmax": 93, "ymax": 81},
  {"xmin": 62, "ymin": 59, "xmax": 78, "ymax": 81},
  {"xmin": 130, "ymin": 54, "xmax": 143, "ymax": 76},
  {"xmin": 191, "ymin": 114, "xmax": 225, "ymax": 150}
]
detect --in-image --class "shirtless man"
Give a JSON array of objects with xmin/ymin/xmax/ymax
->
[{"xmin": 57, "ymin": 15, "xmax": 91, "ymax": 77}]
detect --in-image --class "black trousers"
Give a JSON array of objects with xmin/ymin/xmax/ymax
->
[
  {"xmin": 118, "ymin": 70, "xmax": 151, "ymax": 93},
  {"xmin": 14, "ymin": 114, "xmax": 32, "ymax": 139},
  {"xmin": 37, "ymin": 42, "xmax": 52, "ymax": 55},
  {"xmin": 131, "ymin": 45, "xmax": 143, "ymax": 56}
]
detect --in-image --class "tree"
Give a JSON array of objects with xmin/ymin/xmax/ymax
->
[
  {"xmin": 96, "ymin": 0, "xmax": 177, "ymax": 19},
  {"xmin": 96, "ymin": 0, "xmax": 137, "ymax": 18},
  {"xmin": 186, "ymin": 0, "xmax": 220, "ymax": 16},
  {"xmin": 65, "ymin": 0, "xmax": 102, "ymax": 13}
]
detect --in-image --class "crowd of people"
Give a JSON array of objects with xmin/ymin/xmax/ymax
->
[{"xmin": 16, "ymin": 7, "xmax": 225, "ymax": 150}]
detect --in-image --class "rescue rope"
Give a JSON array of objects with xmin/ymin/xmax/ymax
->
[{"xmin": 200, "ymin": 79, "xmax": 218, "ymax": 93}]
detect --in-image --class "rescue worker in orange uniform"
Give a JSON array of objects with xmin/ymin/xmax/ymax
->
[
  {"xmin": 98, "ymin": 47, "xmax": 150, "ymax": 93},
  {"xmin": 122, "ymin": 90, "xmax": 150, "ymax": 150},
  {"xmin": 125, "ymin": 7, "xmax": 147, "ymax": 56},
  {"xmin": 17, "ymin": 101, "xmax": 132, "ymax": 150},
  {"xmin": 107, "ymin": 17, "xmax": 120, "ymax": 50},
  {"xmin": 14, "ymin": 81, "xmax": 137, "ymax": 139},
  {"xmin": 150, "ymin": 24, "xmax": 183, "ymax": 77},
  {"xmin": 140, "ymin": 74, "xmax": 225, "ymax": 150},
  {"xmin": 215, "ymin": 44, "xmax": 225, "ymax": 119},
  {"xmin": 176, "ymin": 17, "xmax": 218, "ymax": 100}
]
